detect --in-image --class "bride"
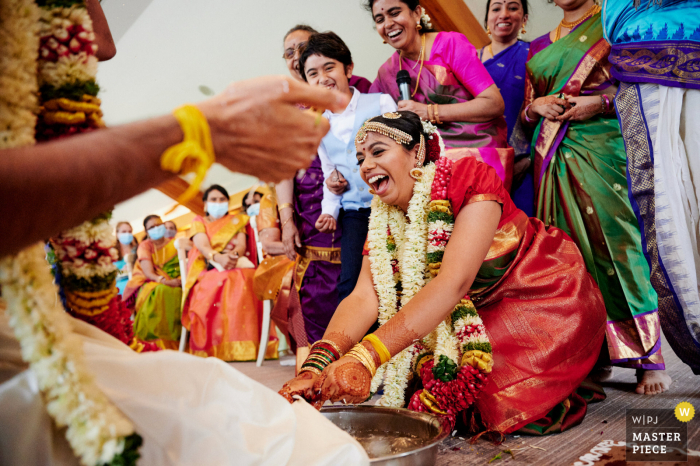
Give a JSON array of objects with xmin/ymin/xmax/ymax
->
[{"xmin": 280, "ymin": 111, "xmax": 607, "ymax": 435}]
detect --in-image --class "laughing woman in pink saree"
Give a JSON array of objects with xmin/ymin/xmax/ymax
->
[{"xmin": 367, "ymin": 0, "xmax": 514, "ymax": 189}]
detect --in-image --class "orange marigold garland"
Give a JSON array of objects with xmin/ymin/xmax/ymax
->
[{"xmin": 36, "ymin": 0, "xmax": 135, "ymax": 346}]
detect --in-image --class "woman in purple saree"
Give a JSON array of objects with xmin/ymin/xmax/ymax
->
[{"xmin": 366, "ymin": 0, "xmax": 514, "ymax": 190}]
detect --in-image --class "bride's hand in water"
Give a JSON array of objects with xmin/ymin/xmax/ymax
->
[
  {"xmin": 314, "ymin": 356, "xmax": 372, "ymax": 407},
  {"xmin": 279, "ymin": 371, "xmax": 318, "ymax": 404}
]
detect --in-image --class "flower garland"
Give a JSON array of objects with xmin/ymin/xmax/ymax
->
[
  {"xmin": 35, "ymin": 0, "xmax": 134, "ymax": 346},
  {"xmin": 366, "ymin": 125, "xmax": 493, "ymax": 430},
  {"xmin": 0, "ymin": 0, "xmax": 142, "ymax": 464}
]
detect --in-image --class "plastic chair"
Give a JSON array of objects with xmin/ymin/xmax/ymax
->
[
  {"xmin": 124, "ymin": 253, "xmax": 135, "ymax": 280},
  {"xmin": 249, "ymin": 216, "xmax": 273, "ymax": 367}
]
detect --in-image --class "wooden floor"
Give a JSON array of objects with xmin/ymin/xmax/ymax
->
[{"xmin": 231, "ymin": 333, "xmax": 699, "ymax": 465}]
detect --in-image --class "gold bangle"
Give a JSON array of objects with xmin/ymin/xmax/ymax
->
[
  {"xmin": 362, "ymin": 334, "xmax": 391, "ymax": 365},
  {"xmin": 160, "ymin": 105, "xmax": 215, "ymax": 213},
  {"xmin": 278, "ymin": 203, "xmax": 294, "ymax": 212},
  {"xmin": 346, "ymin": 343, "xmax": 377, "ymax": 377},
  {"xmin": 299, "ymin": 366, "xmax": 322, "ymax": 377},
  {"xmin": 434, "ymin": 104, "xmax": 442, "ymax": 125},
  {"xmin": 428, "ymin": 104, "xmax": 435, "ymax": 124},
  {"xmin": 281, "ymin": 216, "xmax": 293, "ymax": 229}
]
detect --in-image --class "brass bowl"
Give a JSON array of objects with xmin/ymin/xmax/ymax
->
[{"xmin": 321, "ymin": 405, "xmax": 448, "ymax": 465}]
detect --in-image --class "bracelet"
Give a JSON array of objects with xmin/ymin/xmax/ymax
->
[
  {"xmin": 156, "ymin": 276, "xmax": 164, "ymax": 284},
  {"xmin": 603, "ymin": 94, "xmax": 611, "ymax": 113},
  {"xmin": 362, "ymin": 334, "xmax": 391, "ymax": 365},
  {"xmin": 313, "ymin": 339, "xmax": 344, "ymax": 358},
  {"xmin": 281, "ymin": 216, "xmax": 293, "ymax": 229},
  {"xmin": 278, "ymin": 203, "xmax": 294, "ymax": 212},
  {"xmin": 208, "ymin": 251, "xmax": 216, "ymax": 262},
  {"xmin": 346, "ymin": 343, "xmax": 377, "ymax": 377},
  {"xmin": 600, "ymin": 95, "xmax": 606, "ymax": 114},
  {"xmin": 523, "ymin": 103, "xmax": 537, "ymax": 124},
  {"xmin": 427, "ymin": 104, "xmax": 436, "ymax": 124},
  {"xmin": 160, "ymin": 105, "xmax": 215, "ymax": 212},
  {"xmin": 434, "ymin": 104, "xmax": 443, "ymax": 125}
]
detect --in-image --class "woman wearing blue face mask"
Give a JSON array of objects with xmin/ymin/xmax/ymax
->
[
  {"xmin": 114, "ymin": 221, "xmax": 138, "ymax": 295},
  {"xmin": 123, "ymin": 215, "xmax": 183, "ymax": 349},
  {"xmin": 182, "ymin": 185, "xmax": 278, "ymax": 361}
]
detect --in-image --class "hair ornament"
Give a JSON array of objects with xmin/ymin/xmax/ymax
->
[
  {"xmin": 383, "ymin": 112, "xmax": 402, "ymax": 119},
  {"xmin": 355, "ymin": 121, "xmax": 413, "ymax": 147},
  {"xmin": 421, "ymin": 119, "xmax": 438, "ymax": 136},
  {"xmin": 420, "ymin": 9, "xmax": 433, "ymax": 30}
]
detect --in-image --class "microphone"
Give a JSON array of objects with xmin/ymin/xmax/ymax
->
[{"xmin": 397, "ymin": 70, "xmax": 411, "ymax": 101}]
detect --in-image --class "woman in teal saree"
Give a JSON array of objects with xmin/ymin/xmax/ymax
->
[{"xmin": 521, "ymin": 0, "xmax": 670, "ymax": 395}]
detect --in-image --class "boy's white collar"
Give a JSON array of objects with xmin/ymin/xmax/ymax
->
[{"xmin": 324, "ymin": 86, "xmax": 359, "ymax": 117}]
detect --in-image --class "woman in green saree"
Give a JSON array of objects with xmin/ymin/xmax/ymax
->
[
  {"xmin": 521, "ymin": 0, "xmax": 670, "ymax": 395},
  {"xmin": 123, "ymin": 214, "xmax": 182, "ymax": 350}
]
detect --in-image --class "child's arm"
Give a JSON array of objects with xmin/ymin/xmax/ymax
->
[{"xmin": 318, "ymin": 143, "xmax": 343, "ymax": 221}]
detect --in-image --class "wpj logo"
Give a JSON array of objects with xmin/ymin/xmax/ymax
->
[{"xmin": 626, "ymin": 408, "xmax": 688, "ymax": 462}]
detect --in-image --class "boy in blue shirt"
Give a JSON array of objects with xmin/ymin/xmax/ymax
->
[{"xmin": 300, "ymin": 32, "xmax": 397, "ymax": 304}]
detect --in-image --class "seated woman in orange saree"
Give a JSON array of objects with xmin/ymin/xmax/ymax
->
[
  {"xmin": 280, "ymin": 112, "xmax": 606, "ymax": 435},
  {"xmin": 182, "ymin": 185, "xmax": 277, "ymax": 361},
  {"xmin": 123, "ymin": 215, "xmax": 182, "ymax": 350}
]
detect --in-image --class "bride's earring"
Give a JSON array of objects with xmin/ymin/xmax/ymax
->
[
  {"xmin": 416, "ymin": 22, "xmax": 422, "ymax": 31},
  {"xmin": 410, "ymin": 159, "xmax": 424, "ymax": 179}
]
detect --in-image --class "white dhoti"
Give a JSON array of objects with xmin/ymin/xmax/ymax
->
[
  {"xmin": 0, "ymin": 314, "xmax": 368, "ymax": 466},
  {"xmin": 616, "ymin": 82, "xmax": 700, "ymax": 374}
]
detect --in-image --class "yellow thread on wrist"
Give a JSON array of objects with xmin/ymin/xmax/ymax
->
[
  {"xmin": 362, "ymin": 334, "xmax": 391, "ymax": 365},
  {"xmin": 161, "ymin": 105, "xmax": 215, "ymax": 213}
]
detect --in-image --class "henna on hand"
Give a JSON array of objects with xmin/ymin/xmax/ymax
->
[
  {"xmin": 324, "ymin": 331, "xmax": 355, "ymax": 355},
  {"xmin": 374, "ymin": 312, "xmax": 420, "ymax": 356},
  {"xmin": 314, "ymin": 357, "xmax": 372, "ymax": 406},
  {"xmin": 556, "ymin": 95, "xmax": 601, "ymax": 121},
  {"xmin": 279, "ymin": 371, "xmax": 318, "ymax": 404}
]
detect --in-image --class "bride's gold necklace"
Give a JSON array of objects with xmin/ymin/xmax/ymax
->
[
  {"xmin": 554, "ymin": 3, "xmax": 601, "ymax": 42},
  {"xmin": 399, "ymin": 33, "xmax": 426, "ymax": 97}
]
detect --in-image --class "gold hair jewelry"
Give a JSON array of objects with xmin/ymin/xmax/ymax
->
[
  {"xmin": 383, "ymin": 112, "xmax": 401, "ymax": 119},
  {"xmin": 417, "ymin": 133, "xmax": 426, "ymax": 165},
  {"xmin": 355, "ymin": 121, "xmax": 413, "ymax": 146}
]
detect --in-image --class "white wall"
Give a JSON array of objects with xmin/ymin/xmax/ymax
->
[{"xmin": 101, "ymin": 0, "xmax": 563, "ymax": 230}]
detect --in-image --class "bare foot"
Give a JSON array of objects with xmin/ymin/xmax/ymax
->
[
  {"xmin": 587, "ymin": 365, "xmax": 614, "ymax": 383},
  {"xmin": 635, "ymin": 369, "xmax": 672, "ymax": 395}
]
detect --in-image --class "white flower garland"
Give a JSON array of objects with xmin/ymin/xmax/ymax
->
[
  {"xmin": 366, "ymin": 129, "xmax": 494, "ymax": 411},
  {"xmin": 367, "ymin": 160, "xmax": 436, "ymax": 407},
  {"xmin": 0, "ymin": 0, "xmax": 138, "ymax": 464}
]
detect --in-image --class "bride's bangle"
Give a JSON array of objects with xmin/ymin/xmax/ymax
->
[{"xmin": 346, "ymin": 343, "xmax": 377, "ymax": 377}]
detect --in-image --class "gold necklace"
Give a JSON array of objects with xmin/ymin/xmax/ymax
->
[
  {"xmin": 399, "ymin": 34, "xmax": 426, "ymax": 98},
  {"xmin": 554, "ymin": 3, "xmax": 600, "ymax": 42}
]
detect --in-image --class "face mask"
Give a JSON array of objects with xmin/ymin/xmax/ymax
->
[
  {"xmin": 246, "ymin": 203, "xmax": 260, "ymax": 217},
  {"xmin": 117, "ymin": 232, "xmax": 134, "ymax": 245},
  {"xmin": 165, "ymin": 229, "xmax": 177, "ymax": 239},
  {"xmin": 147, "ymin": 224, "xmax": 166, "ymax": 241},
  {"xmin": 207, "ymin": 202, "xmax": 229, "ymax": 220}
]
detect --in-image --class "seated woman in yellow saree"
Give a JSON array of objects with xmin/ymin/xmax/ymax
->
[
  {"xmin": 182, "ymin": 185, "xmax": 278, "ymax": 361},
  {"xmin": 123, "ymin": 215, "xmax": 182, "ymax": 350}
]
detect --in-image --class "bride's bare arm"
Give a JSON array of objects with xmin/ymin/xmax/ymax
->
[
  {"xmin": 374, "ymin": 201, "xmax": 501, "ymax": 356},
  {"xmin": 320, "ymin": 258, "xmax": 380, "ymax": 354}
]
